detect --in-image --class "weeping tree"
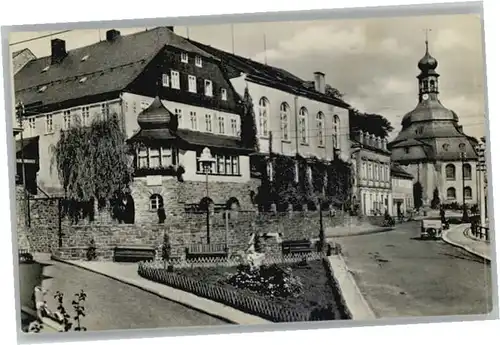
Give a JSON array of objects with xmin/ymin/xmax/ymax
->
[
  {"xmin": 51, "ymin": 115, "xmax": 134, "ymax": 223},
  {"xmin": 240, "ymin": 86, "xmax": 259, "ymax": 151}
]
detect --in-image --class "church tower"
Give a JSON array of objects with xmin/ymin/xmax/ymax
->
[{"xmin": 417, "ymin": 35, "xmax": 440, "ymax": 103}]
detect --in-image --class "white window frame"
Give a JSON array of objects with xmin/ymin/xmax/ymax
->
[
  {"xmin": 137, "ymin": 148, "xmax": 148, "ymax": 169},
  {"xmin": 150, "ymin": 194, "xmax": 163, "ymax": 211},
  {"xmin": 221, "ymin": 88, "xmax": 227, "ymax": 101},
  {"xmin": 299, "ymin": 107, "xmax": 308, "ymax": 145},
  {"xmin": 162, "ymin": 73, "xmax": 170, "ymax": 87},
  {"xmin": 63, "ymin": 110, "xmax": 71, "ymax": 130},
  {"xmin": 195, "ymin": 55, "xmax": 202, "ymax": 67},
  {"xmin": 333, "ymin": 115, "xmax": 340, "ymax": 149},
  {"xmin": 45, "ymin": 114, "xmax": 53, "ymax": 134},
  {"xmin": 180, "ymin": 52, "xmax": 188, "ymax": 63},
  {"xmin": 170, "ymin": 70, "xmax": 180, "ymax": 89},
  {"xmin": 204, "ymin": 80, "xmax": 213, "ymax": 97},
  {"xmin": 258, "ymin": 97, "xmax": 269, "ymax": 137},
  {"xmin": 280, "ymin": 102, "xmax": 290, "ymax": 141},
  {"xmin": 175, "ymin": 108, "xmax": 182, "ymax": 127},
  {"xmin": 140, "ymin": 101, "xmax": 149, "ymax": 110},
  {"xmin": 82, "ymin": 106, "xmax": 90, "ymax": 127},
  {"xmin": 316, "ymin": 112, "xmax": 325, "ymax": 147},
  {"xmin": 230, "ymin": 118, "xmax": 238, "ymax": 136},
  {"xmin": 205, "ymin": 113, "xmax": 212, "ymax": 132},
  {"xmin": 190, "ymin": 111, "xmax": 197, "ymax": 130},
  {"xmin": 28, "ymin": 117, "xmax": 36, "ymax": 136},
  {"xmin": 188, "ymin": 75, "xmax": 197, "ymax": 93},
  {"xmin": 101, "ymin": 103, "xmax": 110, "ymax": 121},
  {"xmin": 218, "ymin": 116, "xmax": 225, "ymax": 134}
]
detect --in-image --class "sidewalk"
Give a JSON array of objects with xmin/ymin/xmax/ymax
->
[
  {"xmin": 51, "ymin": 257, "xmax": 270, "ymax": 325},
  {"xmin": 442, "ymin": 224, "xmax": 492, "ymax": 261}
]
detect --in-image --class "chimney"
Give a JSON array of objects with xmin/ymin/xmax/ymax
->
[
  {"xmin": 166, "ymin": 26, "xmax": 174, "ymax": 32},
  {"xmin": 313, "ymin": 71, "xmax": 326, "ymax": 94},
  {"xmin": 50, "ymin": 39, "xmax": 67, "ymax": 65},
  {"xmin": 106, "ymin": 29, "xmax": 121, "ymax": 42}
]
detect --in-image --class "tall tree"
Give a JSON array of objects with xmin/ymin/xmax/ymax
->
[
  {"xmin": 325, "ymin": 84, "xmax": 344, "ymax": 100},
  {"xmin": 349, "ymin": 108, "xmax": 394, "ymax": 139},
  {"xmin": 240, "ymin": 86, "xmax": 259, "ymax": 151},
  {"xmin": 51, "ymin": 116, "xmax": 134, "ymax": 216}
]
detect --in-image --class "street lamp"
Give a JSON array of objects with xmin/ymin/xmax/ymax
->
[
  {"xmin": 476, "ymin": 142, "xmax": 487, "ymax": 227},
  {"xmin": 459, "ymin": 144, "xmax": 469, "ymax": 223},
  {"xmin": 199, "ymin": 147, "xmax": 216, "ymax": 244}
]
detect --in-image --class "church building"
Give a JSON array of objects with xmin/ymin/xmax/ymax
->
[{"xmin": 388, "ymin": 38, "xmax": 479, "ymax": 209}]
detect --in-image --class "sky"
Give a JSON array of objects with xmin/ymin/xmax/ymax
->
[{"xmin": 9, "ymin": 13, "xmax": 487, "ymax": 141}]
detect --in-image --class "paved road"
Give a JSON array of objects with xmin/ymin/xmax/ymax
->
[
  {"xmin": 35, "ymin": 260, "xmax": 229, "ymax": 331},
  {"xmin": 334, "ymin": 221, "xmax": 493, "ymax": 318}
]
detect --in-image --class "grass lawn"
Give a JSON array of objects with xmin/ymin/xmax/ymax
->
[{"xmin": 176, "ymin": 259, "xmax": 344, "ymax": 320}]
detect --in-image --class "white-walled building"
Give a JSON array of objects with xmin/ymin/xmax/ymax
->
[{"xmin": 391, "ymin": 164, "xmax": 414, "ymax": 217}]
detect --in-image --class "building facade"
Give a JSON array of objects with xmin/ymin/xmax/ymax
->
[
  {"xmin": 350, "ymin": 130, "xmax": 392, "ymax": 215},
  {"xmin": 388, "ymin": 40, "xmax": 479, "ymax": 208},
  {"xmin": 13, "ymin": 27, "xmax": 257, "ymax": 218},
  {"xmin": 391, "ymin": 164, "xmax": 414, "ymax": 217}
]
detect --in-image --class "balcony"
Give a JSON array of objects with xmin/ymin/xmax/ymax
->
[{"xmin": 134, "ymin": 165, "xmax": 184, "ymax": 178}]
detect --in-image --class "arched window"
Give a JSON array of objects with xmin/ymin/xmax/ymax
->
[
  {"xmin": 298, "ymin": 107, "xmax": 308, "ymax": 145},
  {"xmin": 463, "ymin": 163, "xmax": 472, "ymax": 180},
  {"xmin": 447, "ymin": 187, "xmax": 456, "ymax": 200},
  {"xmin": 280, "ymin": 102, "xmax": 290, "ymax": 141},
  {"xmin": 258, "ymin": 97, "xmax": 269, "ymax": 137},
  {"xmin": 464, "ymin": 187, "xmax": 472, "ymax": 200},
  {"xmin": 199, "ymin": 197, "xmax": 214, "ymax": 211},
  {"xmin": 316, "ymin": 112, "xmax": 325, "ymax": 147},
  {"xmin": 333, "ymin": 115, "xmax": 340, "ymax": 149},
  {"xmin": 226, "ymin": 197, "xmax": 241, "ymax": 210},
  {"xmin": 445, "ymin": 164, "xmax": 456, "ymax": 180},
  {"xmin": 150, "ymin": 194, "xmax": 164, "ymax": 210}
]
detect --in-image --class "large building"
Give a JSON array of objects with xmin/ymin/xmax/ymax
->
[
  {"xmin": 350, "ymin": 130, "xmax": 392, "ymax": 215},
  {"xmin": 12, "ymin": 27, "xmax": 258, "ymax": 219},
  {"xmin": 388, "ymin": 39, "xmax": 479, "ymax": 208}
]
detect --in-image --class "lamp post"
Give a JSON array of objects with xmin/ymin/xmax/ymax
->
[
  {"xmin": 459, "ymin": 147, "xmax": 469, "ymax": 223},
  {"xmin": 476, "ymin": 142, "xmax": 486, "ymax": 227},
  {"xmin": 199, "ymin": 147, "xmax": 216, "ymax": 244},
  {"xmin": 16, "ymin": 101, "xmax": 29, "ymax": 227}
]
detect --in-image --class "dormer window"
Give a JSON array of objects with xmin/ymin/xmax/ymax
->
[
  {"xmin": 38, "ymin": 85, "xmax": 47, "ymax": 93},
  {"xmin": 195, "ymin": 55, "xmax": 202, "ymax": 67},
  {"xmin": 41, "ymin": 66, "xmax": 50, "ymax": 73},
  {"xmin": 181, "ymin": 52, "xmax": 188, "ymax": 63},
  {"xmin": 81, "ymin": 54, "xmax": 89, "ymax": 62},
  {"xmin": 204, "ymin": 80, "xmax": 213, "ymax": 97},
  {"xmin": 221, "ymin": 88, "xmax": 227, "ymax": 101},
  {"xmin": 79, "ymin": 76, "xmax": 87, "ymax": 83}
]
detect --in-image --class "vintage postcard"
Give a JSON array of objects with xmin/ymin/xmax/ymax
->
[{"xmin": 3, "ymin": 1, "xmax": 495, "ymax": 339}]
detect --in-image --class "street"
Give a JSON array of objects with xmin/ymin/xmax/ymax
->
[
  {"xmin": 335, "ymin": 221, "xmax": 493, "ymax": 318},
  {"xmin": 36, "ymin": 260, "xmax": 229, "ymax": 331}
]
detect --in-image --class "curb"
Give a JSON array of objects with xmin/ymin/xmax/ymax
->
[
  {"xmin": 50, "ymin": 256, "xmax": 270, "ymax": 325},
  {"xmin": 326, "ymin": 255, "xmax": 376, "ymax": 321},
  {"xmin": 442, "ymin": 226, "xmax": 491, "ymax": 262},
  {"xmin": 327, "ymin": 226, "xmax": 395, "ymax": 238}
]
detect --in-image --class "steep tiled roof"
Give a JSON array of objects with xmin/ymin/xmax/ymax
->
[
  {"xmin": 14, "ymin": 27, "xmax": 215, "ymax": 109},
  {"xmin": 391, "ymin": 163, "xmax": 413, "ymax": 180},
  {"xmin": 187, "ymin": 39, "xmax": 350, "ymax": 109}
]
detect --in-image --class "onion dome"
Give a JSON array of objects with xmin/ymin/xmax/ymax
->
[
  {"xmin": 137, "ymin": 96, "xmax": 173, "ymax": 129},
  {"xmin": 418, "ymin": 40, "xmax": 438, "ymax": 72}
]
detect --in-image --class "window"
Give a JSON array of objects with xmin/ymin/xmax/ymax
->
[
  {"xmin": 41, "ymin": 66, "xmax": 49, "ymax": 73},
  {"xmin": 175, "ymin": 108, "xmax": 182, "ymax": 126},
  {"xmin": 442, "ymin": 143, "xmax": 449, "ymax": 151},
  {"xmin": 299, "ymin": 107, "xmax": 308, "ymax": 144},
  {"xmin": 196, "ymin": 151, "xmax": 240, "ymax": 176},
  {"xmin": 447, "ymin": 187, "xmax": 456, "ymax": 200},
  {"xmin": 150, "ymin": 194, "xmax": 164, "ymax": 211},
  {"xmin": 386, "ymin": 166, "xmax": 390, "ymax": 182},
  {"xmin": 162, "ymin": 73, "xmax": 170, "ymax": 87},
  {"xmin": 137, "ymin": 147, "xmax": 174, "ymax": 169},
  {"xmin": 45, "ymin": 114, "xmax": 53, "ymax": 133},
  {"xmin": 133, "ymin": 102, "xmax": 137, "ymax": 114},
  {"xmin": 79, "ymin": 77, "xmax": 87, "ymax": 83},
  {"xmin": 230, "ymin": 118, "xmax": 238, "ymax": 136},
  {"xmin": 204, "ymin": 80, "xmax": 213, "ymax": 97},
  {"xmin": 374, "ymin": 163, "xmax": 379, "ymax": 180},
  {"xmin": 464, "ymin": 187, "xmax": 472, "ymax": 200},
  {"xmin": 445, "ymin": 164, "xmax": 456, "ymax": 180},
  {"xmin": 190, "ymin": 111, "xmax": 197, "ymax": 130},
  {"xmin": 101, "ymin": 103, "xmax": 110, "ymax": 120},
  {"xmin": 333, "ymin": 115, "xmax": 340, "ymax": 149},
  {"xmin": 205, "ymin": 114, "xmax": 212, "ymax": 132},
  {"xmin": 463, "ymin": 163, "xmax": 472, "ymax": 180},
  {"xmin": 170, "ymin": 70, "xmax": 180, "ymax": 89},
  {"xmin": 316, "ymin": 112, "xmax": 325, "ymax": 147},
  {"xmin": 404, "ymin": 147, "xmax": 410, "ymax": 154},
  {"xmin": 181, "ymin": 52, "xmax": 188, "ymax": 63},
  {"xmin": 188, "ymin": 75, "xmax": 197, "ymax": 93},
  {"xmin": 459, "ymin": 143, "xmax": 466, "ymax": 151},
  {"xmin": 63, "ymin": 111, "xmax": 71, "ymax": 130},
  {"xmin": 362, "ymin": 162, "xmax": 366, "ymax": 179},
  {"xmin": 82, "ymin": 106, "xmax": 90, "ymax": 126},
  {"xmin": 221, "ymin": 88, "xmax": 227, "ymax": 101},
  {"xmin": 28, "ymin": 118, "xmax": 35, "ymax": 136},
  {"xmin": 258, "ymin": 97, "xmax": 269, "ymax": 137},
  {"xmin": 280, "ymin": 102, "xmax": 290, "ymax": 141},
  {"xmin": 218, "ymin": 116, "xmax": 225, "ymax": 134},
  {"xmin": 368, "ymin": 163, "xmax": 373, "ymax": 180},
  {"xmin": 195, "ymin": 55, "xmax": 202, "ymax": 67},
  {"xmin": 38, "ymin": 85, "xmax": 47, "ymax": 93},
  {"xmin": 140, "ymin": 101, "xmax": 149, "ymax": 110}
]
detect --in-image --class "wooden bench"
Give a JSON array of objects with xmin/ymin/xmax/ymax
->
[
  {"xmin": 113, "ymin": 245, "xmax": 156, "ymax": 263},
  {"xmin": 282, "ymin": 239, "xmax": 313, "ymax": 255},
  {"xmin": 185, "ymin": 243, "xmax": 228, "ymax": 259}
]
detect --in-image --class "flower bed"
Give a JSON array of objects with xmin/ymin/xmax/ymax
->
[{"xmin": 138, "ymin": 257, "xmax": 350, "ymax": 322}]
